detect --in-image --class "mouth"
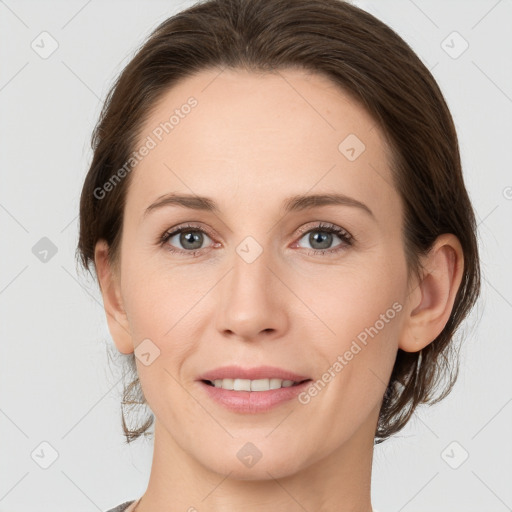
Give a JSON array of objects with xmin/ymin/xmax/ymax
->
[{"xmin": 196, "ymin": 365, "xmax": 313, "ymax": 412}]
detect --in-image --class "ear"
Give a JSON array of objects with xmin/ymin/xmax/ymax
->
[
  {"xmin": 94, "ymin": 240, "xmax": 133, "ymax": 354},
  {"xmin": 398, "ymin": 233, "xmax": 464, "ymax": 353}
]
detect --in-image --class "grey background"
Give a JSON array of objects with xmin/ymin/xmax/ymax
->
[{"xmin": 0, "ymin": 0, "xmax": 511, "ymax": 511}]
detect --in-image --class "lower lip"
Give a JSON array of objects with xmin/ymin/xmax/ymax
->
[{"xmin": 198, "ymin": 380, "xmax": 312, "ymax": 413}]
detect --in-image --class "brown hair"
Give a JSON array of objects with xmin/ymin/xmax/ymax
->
[{"xmin": 77, "ymin": 0, "xmax": 480, "ymax": 444}]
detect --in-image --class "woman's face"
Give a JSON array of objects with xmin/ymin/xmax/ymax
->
[{"xmin": 112, "ymin": 68, "xmax": 412, "ymax": 478}]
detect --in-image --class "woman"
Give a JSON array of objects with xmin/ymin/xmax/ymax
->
[{"xmin": 77, "ymin": 0, "xmax": 480, "ymax": 510}]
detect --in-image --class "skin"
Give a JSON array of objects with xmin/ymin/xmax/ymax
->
[{"xmin": 94, "ymin": 68, "xmax": 464, "ymax": 512}]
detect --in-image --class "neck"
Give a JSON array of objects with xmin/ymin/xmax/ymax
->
[{"xmin": 135, "ymin": 411, "xmax": 377, "ymax": 512}]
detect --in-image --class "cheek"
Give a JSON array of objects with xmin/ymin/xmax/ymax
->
[
  {"xmin": 121, "ymin": 251, "xmax": 207, "ymax": 335},
  {"xmin": 291, "ymin": 251, "xmax": 406, "ymax": 411},
  {"xmin": 120, "ymin": 257, "xmax": 217, "ymax": 406},
  {"xmin": 297, "ymin": 268, "xmax": 403, "ymax": 414},
  {"xmin": 295, "ymin": 256, "xmax": 405, "ymax": 341}
]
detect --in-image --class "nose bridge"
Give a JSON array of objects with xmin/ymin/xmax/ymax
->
[
  {"xmin": 215, "ymin": 235, "xmax": 287, "ymax": 339},
  {"xmin": 232, "ymin": 235, "xmax": 272, "ymax": 295}
]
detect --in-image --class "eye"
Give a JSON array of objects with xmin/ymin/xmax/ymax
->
[
  {"xmin": 159, "ymin": 221, "xmax": 353, "ymax": 257},
  {"xmin": 160, "ymin": 223, "xmax": 216, "ymax": 256},
  {"xmin": 294, "ymin": 222, "xmax": 353, "ymax": 255}
]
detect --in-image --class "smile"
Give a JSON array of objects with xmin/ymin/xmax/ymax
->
[{"xmin": 204, "ymin": 378, "xmax": 308, "ymax": 391}]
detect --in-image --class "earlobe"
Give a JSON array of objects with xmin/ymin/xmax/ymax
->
[
  {"xmin": 398, "ymin": 234, "xmax": 464, "ymax": 353},
  {"xmin": 94, "ymin": 240, "xmax": 133, "ymax": 354}
]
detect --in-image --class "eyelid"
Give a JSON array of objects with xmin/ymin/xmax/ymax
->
[
  {"xmin": 160, "ymin": 222, "xmax": 216, "ymax": 243},
  {"xmin": 295, "ymin": 221, "xmax": 352, "ymax": 240}
]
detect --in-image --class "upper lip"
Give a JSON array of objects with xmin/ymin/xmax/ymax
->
[{"xmin": 198, "ymin": 365, "xmax": 311, "ymax": 382}]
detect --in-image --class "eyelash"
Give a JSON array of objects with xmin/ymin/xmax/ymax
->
[{"xmin": 159, "ymin": 222, "xmax": 354, "ymax": 257}]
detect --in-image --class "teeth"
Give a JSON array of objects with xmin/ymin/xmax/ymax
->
[{"xmin": 211, "ymin": 378, "xmax": 299, "ymax": 391}]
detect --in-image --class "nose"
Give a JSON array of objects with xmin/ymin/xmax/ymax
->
[{"xmin": 215, "ymin": 245, "xmax": 289, "ymax": 342}]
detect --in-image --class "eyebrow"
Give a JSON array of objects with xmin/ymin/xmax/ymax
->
[{"xmin": 144, "ymin": 192, "xmax": 374, "ymax": 219}]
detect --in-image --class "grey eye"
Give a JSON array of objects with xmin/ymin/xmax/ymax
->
[
  {"xmin": 168, "ymin": 230, "xmax": 212, "ymax": 251},
  {"xmin": 298, "ymin": 230, "xmax": 341, "ymax": 250}
]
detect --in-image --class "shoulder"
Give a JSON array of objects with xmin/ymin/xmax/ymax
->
[{"xmin": 104, "ymin": 500, "xmax": 136, "ymax": 512}]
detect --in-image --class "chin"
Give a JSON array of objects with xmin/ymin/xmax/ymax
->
[{"xmin": 200, "ymin": 444, "xmax": 306, "ymax": 481}]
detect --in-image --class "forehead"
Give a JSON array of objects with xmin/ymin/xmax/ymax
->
[{"xmin": 126, "ymin": 67, "xmax": 399, "ymax": 225}]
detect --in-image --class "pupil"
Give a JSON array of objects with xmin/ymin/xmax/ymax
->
[
  {"xmin": 311, "ymin": 231, "xmax": 332, "ymax": 249},
  {"xmin": 181, "ymin": 231, "xmax": 202, "ymax": 250}
]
